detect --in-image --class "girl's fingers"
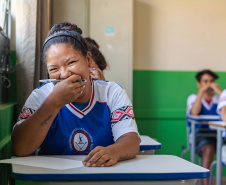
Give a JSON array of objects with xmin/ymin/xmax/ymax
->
[
  {"xmin": 83, "ymin": 147, "xmax": 102, "ymax": 164},
  {"xmin": 92, "ymin": 154, "xmax": 110, "ymax": 167},
  {"xmin": 101, "ymin": 159, "xmax": 116, "ymax": 167}
]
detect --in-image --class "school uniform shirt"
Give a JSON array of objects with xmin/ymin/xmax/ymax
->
[
  {"xmin": 217, "ymin": 89, "xmax": 226, "ymax": 137},
  {"xmin": 186, "ymin": 94, "xmax": 219, "ymax": 144},
  {"xmin": 186, "ymin": 94, "xmax": 219, "ymax": 116},
  {"xmin": 217, "ymin": 89, "xmax": 226, "ymax": 115},
  {"xmin": 14, "ymin": 78, "xmax": 139, "ymax": 155}
]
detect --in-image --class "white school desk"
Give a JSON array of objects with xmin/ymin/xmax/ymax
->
[
  {"xmin": 12, "ymin": 155, "xmax": 209, "ymax": 185},
  {"xmin": 186, "ymin": 115, "xmax": 219, "ymax": 163},
  {"xmin": 139, "ymin": 135, "xmax": 162, "ymax": 155},
  {"xmin": 208, "ymin": 121, "xmax": 226, "ymax": 185}
]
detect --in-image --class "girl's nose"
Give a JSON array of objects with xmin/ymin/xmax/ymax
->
[
  {"xmin": 60, "ymin": 67, "xmax": 71, "ymax": 79},
  {"xmin": 207, "ymin": 81, "xmax": 211, "ymax": 85}
]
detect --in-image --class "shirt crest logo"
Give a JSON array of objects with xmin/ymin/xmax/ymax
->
[{"xmin": 72, "ymin": 130, "xmax": 91, "ymax": 153}]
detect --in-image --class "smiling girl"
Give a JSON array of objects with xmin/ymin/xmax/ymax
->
[{"xmin": 11, "ymin": 22, "xmax": 140, "ymax": 167}]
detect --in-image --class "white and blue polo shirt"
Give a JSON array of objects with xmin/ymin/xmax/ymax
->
[
  {"xmin": 186, "ymin": 94, "xmax": 219, "ymax": 116},
  {"xmin": 14, "ymin": 79, "xmax": 139, "ymax": 155}
]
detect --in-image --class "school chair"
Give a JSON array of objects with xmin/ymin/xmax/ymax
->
[
  {"xmin": 181, "ymin": 121, "xmax": 191, "ymax": 158},
  {"xmin": 209, "ymin": 138, "xmax": 226, "ymax": 185},
  {"xmin": 181, "ymin": 120, "xmax": 216, "ymax": 185},
  {"xmin": 181, "ymin": 121, "xmax": 216, "ymax": 161},
  {"xmin": 209, "ymin": 160, "xmax": 225, "ymax": 185},
  {"xmin": 181, "ymin": 121, "xmax": 204, "ymax": 165}
]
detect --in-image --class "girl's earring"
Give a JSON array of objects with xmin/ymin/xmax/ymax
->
[{"xmin": 90, "ymin": 60, "xmax": 94, "ymax": 67}]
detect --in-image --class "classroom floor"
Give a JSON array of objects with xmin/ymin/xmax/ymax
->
[{"xmin": 196, "ymin": 177, "xmax": 226, "ymax": 185}]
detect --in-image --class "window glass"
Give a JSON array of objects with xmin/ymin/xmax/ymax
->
[{"xmin": 0, "ymin": 0, "xmax": 7, "ymax": 30}]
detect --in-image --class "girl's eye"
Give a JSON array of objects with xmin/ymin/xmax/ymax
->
[
  {"xmin": 49, "ymin": 68, "xmax": 58, "ymax": 72},
  {"xmin": 68, "ymin": 61, "xmax": 76, "ymax": 65}
]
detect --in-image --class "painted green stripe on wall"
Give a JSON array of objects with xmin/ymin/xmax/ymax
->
[{"xmin": 133, "ymin": 70, "xmax": 226, "ymax": 119}]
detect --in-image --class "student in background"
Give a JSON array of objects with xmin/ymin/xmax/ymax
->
[
  {"xmin": 217, "ymin": 89, "xmax": 226, "ymax": 122},
  {"xmin": 186, "ymin": 69, "xmax": 222, "ymax": 185},
  {"xmin": 84, "ymin": 37, "xmax": 108, "ymax": 81},
  {"xmin": 11, "ymin": 22, "xmax": 140, "ymax": 167},
  {"xmin": 216, "ymin": 87, "xmax": 226, "ymax": 163}
]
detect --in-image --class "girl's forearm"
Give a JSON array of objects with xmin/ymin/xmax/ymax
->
[
  {"xmin": 11, "ymin": 96, "xmax": 61, "ymax": 156},
  {"xmin": 109, "ymin": 132, "xmax": 140, "ymax": 162}
]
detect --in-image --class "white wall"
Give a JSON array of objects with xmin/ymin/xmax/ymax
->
[
  {"xmin": 52, "ymin": 0, "xmax": 89, "ymax": 37},
  {"xmin": 52, "ymin": 0, "xmax": 134, "ymax": 99},
  {"xmin": 90, "ymin": 0, "xmax": 133, "ymax": 99},
  {"xmin": 10, "ymin": 0, "xmax": 16, "ymax": 50},
  {"xmin": 134, "ymin": 0, "xmax": 226, "ymax": 71}
]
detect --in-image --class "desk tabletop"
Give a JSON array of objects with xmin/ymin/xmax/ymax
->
[
  {"xmin": 12, "ymin": 155, "xmax": 209, "ymax": 181},
  {"xmin": 140, "ymin": 135, "xmax": 162, "ymax": 150},
  {"xmin": 186, "ymin": 115, "xmax": 219, "ymax": 121}
]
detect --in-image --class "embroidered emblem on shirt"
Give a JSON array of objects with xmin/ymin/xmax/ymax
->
[
  {"xmin": 111, "ymin": 106, "xmax": 135, "ymax": 127},
  {"xmin": 72, "ymin": 130, "xmax": 91, "ymax": 153},
  {"xmin": 18, "ymin": 107, "xmax": 35, "ymax": 121}
]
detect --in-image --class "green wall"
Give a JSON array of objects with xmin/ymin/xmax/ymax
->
[{"xmin": 133, "ymin": 70, "xmax": 226, "ymax": 119}]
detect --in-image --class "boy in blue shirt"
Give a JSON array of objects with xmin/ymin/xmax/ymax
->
[{"xmin": 186, "ymin": 69, "xmax": 222, "ymax": 185}]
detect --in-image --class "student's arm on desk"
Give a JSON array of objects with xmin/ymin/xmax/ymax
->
[
  {"xmin": 82, "ymin": 132, "xmax": 140, "ymax": 167},
  {"xmin": 190, "ymin": 91, "xmax": 203, "ymax": 115},
  {"xmin": 11, "ymin": 76, "xmax": 86, "ymax": 157},
  {"xmin": 221, "ymin": 106, "xmax": 226, "ymax": 122}
]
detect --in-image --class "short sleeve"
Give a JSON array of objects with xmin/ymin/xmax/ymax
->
[
  {"xmin": 186, "ymin": 94, "xmax": 197, "ymax": 115},
  {"xmin": 13, "ymin": 83, "xmax": 53, "ymax": 130},
  {"xmin": 108, "ymin": 83, "xmax": 139, "ymax": 142},
  {"xmin": 217, "ymin": 89, "xmax": 226, "ymax": 115}
]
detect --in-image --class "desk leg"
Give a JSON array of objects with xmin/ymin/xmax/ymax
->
[
  {"xmin": 216, "ymin": 129, "xmax": 222, "ymax": 185},
  {"xmin": 191, "ymin": 121, "xmax": 196, "ymax": 163}
]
